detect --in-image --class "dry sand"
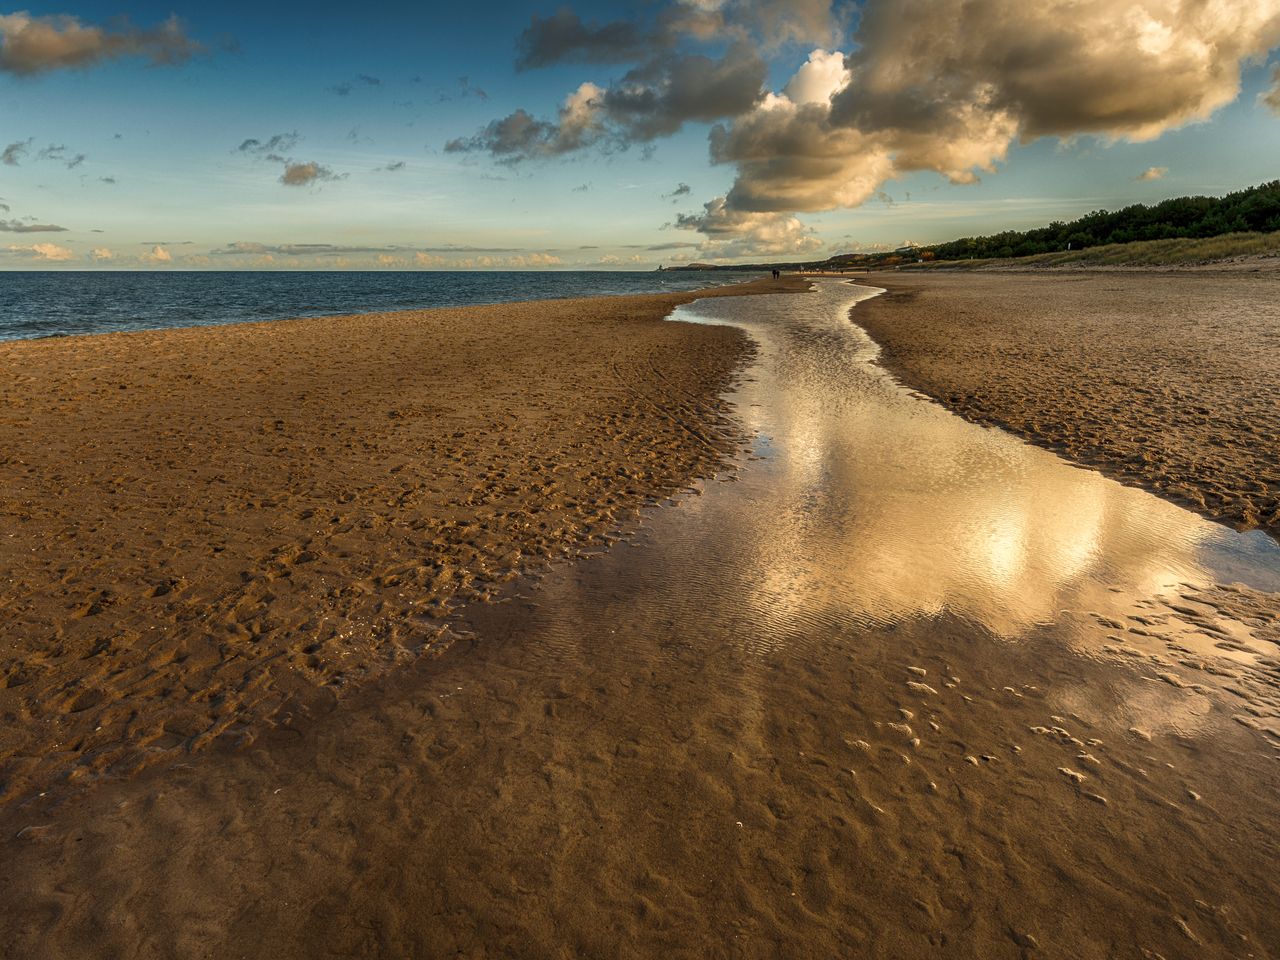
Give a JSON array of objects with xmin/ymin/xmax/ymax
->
[
  {"xmin": 855, "ymin": 269, "xmax": 1280, "ymax": 537},
  {"xmin": 0, "ymin": 276, "xmax": 801, "ymax": 804}
]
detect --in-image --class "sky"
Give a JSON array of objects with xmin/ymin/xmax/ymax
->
[{"xmin": 2, "ymin": 0, "xmax": 1280, "ymax": 270}]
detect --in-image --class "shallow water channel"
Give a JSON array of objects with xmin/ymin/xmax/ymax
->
[
  {"xmin": 662, "ymin": 279, "xmax": 1280, "ymax": 635},
  {"xmin": 508, "ymin": 279, "xmax": 1280, "ymax": 682}
]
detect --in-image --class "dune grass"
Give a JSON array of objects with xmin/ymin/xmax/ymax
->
[{"xmin": 910, "ymin": 231, "xmax": 1280, "ymax": 270}]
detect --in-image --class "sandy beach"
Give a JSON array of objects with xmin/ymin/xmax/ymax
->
[
  {"xmin": 855, "ymin": 268, "xmax": 1280, "ymax": 538},
  {"xmin": 2, "ymin": 278, "xmax": 1279, "ymax": 959},
  {"xmin": 0, "ymin": 276, "xmax": 803, "ymax": 804},
  {"xmin": 13, "ymin": 0, "xmax": 1280, "ymax": 953}
]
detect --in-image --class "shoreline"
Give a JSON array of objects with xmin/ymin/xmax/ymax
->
[
  {"xmin": 0, "ymin": 275, "xmax": 806, "ymax": 805},
  {"xmin": 0, "ymin": 270, "xmax": 763, "ymax": 345},
  {"xmin": 853, "ymin": 270, "xmax": 1280, "ymax": 541}
]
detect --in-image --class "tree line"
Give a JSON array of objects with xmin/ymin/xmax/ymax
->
[{"xmin": 925, "ymin": 180, "xmax": 1280, "ymax": 261}]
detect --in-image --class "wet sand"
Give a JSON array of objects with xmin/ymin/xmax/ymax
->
[
  {"xmin": 855, "ymin": 270, "xmax": 1280, "ymax": 537},
  {"xmin": 3, "ymin": 280, "xmax": 1279, "ymax": 959},
  {"xmin": 5, "ymin": 585, "xmax": 1278, "ymax": 959},
  {"xmin": 0, "ymin": 276, "xmax": 802, "ymax": 804}
]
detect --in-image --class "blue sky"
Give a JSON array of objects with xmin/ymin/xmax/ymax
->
[{"xmin": 3, "ymin": 0, "xmax": 1279, "ymax": 269}]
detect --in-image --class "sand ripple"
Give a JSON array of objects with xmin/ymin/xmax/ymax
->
[
  {"xmin": 0, "ymin": 278, "xmax": 797, "ymax": 803},
  {"xmin": 856, "ymin": 270, "xmax": 1280, "ymax": 537}
]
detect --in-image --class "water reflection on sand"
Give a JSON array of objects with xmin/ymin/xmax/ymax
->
[{"xmin": 663, "ymin": 280, "xmax": 1280, "ymax": 645}]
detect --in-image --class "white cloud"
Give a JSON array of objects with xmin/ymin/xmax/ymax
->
[
  {"xmin": 709, "ymin": 91, "xmax": 903, "ymax": 214},
  {"xmin": 560, "ymin": 81, "xmax": 606, "ymax": 144},
  {"xmin": 89, "ymin": 246, "xmax": 113, "ymax": 260},
  {"xmin": 143, "ymin": 244, "xmax": 171, "ymax": 263},
  {"xmin": 446, "ymin": 252, "xmax": 565, "ymax": 269},
  {"xmin": 685, "ymin": 0, "xmax": 1280, "ymax": 242},
  {"xmin": 508, "ymin": 252, "xmax": 562, "ymax": 267},
  {"xmin": 6, "ymin": 241, "xmax": 74, "ymax": 260},
  {"xmin": 675, "ymin": 196, "xmax": 823, "ymax": 257},
  {"xmin": 1137, "ymin": 166, "xmax": 1169, "ymax": 181},
  {"xmin": 835, "ymin": 0, "xmax": 1280, "ymax": 144},
  {"xmin": 782, "ymin": 48, "xmax": 847, "ymax": 105},
  {"xmin": 494, "ymin": 252, "xmax": 563, "ymax": 268}
]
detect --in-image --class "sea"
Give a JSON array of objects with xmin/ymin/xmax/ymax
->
[{"xmin": 0, "ymin": 270, "xmax": 753, "ymax": 342}]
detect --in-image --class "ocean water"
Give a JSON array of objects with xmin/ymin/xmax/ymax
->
[{"xmin": 0, "ymin": 270, "xmax": 752, "ymax": 342}]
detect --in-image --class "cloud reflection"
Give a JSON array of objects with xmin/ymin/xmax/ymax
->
[{"xmin": 669, "ymin": 281, "xmax": 1233, "ymax": 641}]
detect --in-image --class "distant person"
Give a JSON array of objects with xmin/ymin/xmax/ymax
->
[{"xmin": 771, "ymin": 268, "xmax": 780, "ymax": 280}]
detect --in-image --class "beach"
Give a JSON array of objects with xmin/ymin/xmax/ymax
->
[
  {"xmin": 855, "ymin": 268, "xmax": 1280, "ymax": 538},
  {"xmin": 3, "ymin": 276, "xmax": 1280, "ymax": 959},
  {"xmin": 13, "ymin": 0, "xmax": 1280, "ymax": 952},
  {"xmin": 0, "ymin": 276, "xmax": 800, "ymax": 804}
]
